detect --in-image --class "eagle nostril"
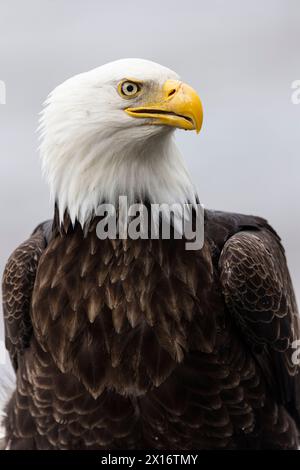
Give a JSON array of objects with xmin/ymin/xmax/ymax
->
[{"xmin": 168, "ymin": 88, "xmax": 176, "ymax": 97}]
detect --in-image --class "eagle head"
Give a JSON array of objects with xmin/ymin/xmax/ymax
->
[{"xmin": 39, "ymin": 58, "xmax": 203, "ymax": 226}]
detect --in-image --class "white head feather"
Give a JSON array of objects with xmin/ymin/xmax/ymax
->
[{"xmin": 39, "ymin": 58, "xmax": 197, "ymax": 227}]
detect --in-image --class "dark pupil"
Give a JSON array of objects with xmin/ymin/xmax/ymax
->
[{"xmin": 126, "ymin": 84, "xmax": 134, "ymax": 93}]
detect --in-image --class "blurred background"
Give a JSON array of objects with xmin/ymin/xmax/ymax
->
[{"xmin": 0, "ymin": 0, "xmax": 299, "ymax": 347}]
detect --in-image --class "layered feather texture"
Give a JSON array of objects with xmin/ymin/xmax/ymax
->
[
  {"xmin": 2, "ymin": 212, "xmax": 300, "ymax": 449},
  {"xmin": 31, "ymin": 218, "xmax": 215, "ymax": 398}
]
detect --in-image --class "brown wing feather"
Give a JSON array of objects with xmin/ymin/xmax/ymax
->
[
  {"xmin": 219, "ymin": 228, "xmax": 300, "ymax": 423},
  {"xmin": 2, "ymin": 223, "xmax": 49, "ymax": 370}
]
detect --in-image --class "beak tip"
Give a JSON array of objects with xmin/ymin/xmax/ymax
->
[{"xmin": 194, "ymin": 120, "xmax": 202, "ymax": 134}]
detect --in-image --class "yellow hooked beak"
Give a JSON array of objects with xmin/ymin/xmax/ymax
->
[{"xmin": 125, "ymin": 80, "xmax": 203, "ymax": 134}]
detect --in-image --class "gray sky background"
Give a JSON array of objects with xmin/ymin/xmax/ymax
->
[{"xmin": 0, "ymin": 0, "xmax": 299, "ymax": 343}]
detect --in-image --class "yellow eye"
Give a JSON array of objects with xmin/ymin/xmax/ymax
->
[{"xmin": 119, "ymin": 80, "xmax": 141, "ymax": 98}]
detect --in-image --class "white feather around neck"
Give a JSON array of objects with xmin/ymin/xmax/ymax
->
[{"xmin": 39, "ymin": 59, "xmax": 197, "ymax": 227}]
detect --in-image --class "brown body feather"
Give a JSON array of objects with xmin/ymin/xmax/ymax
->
[{"xmin": 2, "ymin": 210, "xmax": 300, "ymax": 449}]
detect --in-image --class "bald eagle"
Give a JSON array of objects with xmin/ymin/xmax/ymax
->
[{"xmin": 1, "ymin": 59, "xmax": 300, "ymax": 450}]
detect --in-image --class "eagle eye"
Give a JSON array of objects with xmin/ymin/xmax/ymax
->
[{"xmin": 118, "ymin": 80, "xmax": 141, "ymax": 98}]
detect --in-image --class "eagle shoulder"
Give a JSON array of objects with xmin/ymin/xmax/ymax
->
[
  {"xmin": 2, "ymin": 221, "xmax": 51, "ymax": 370},
  {"xmin": 218, "ymin": 223, "xmax": 300, "ymax": 425}
]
